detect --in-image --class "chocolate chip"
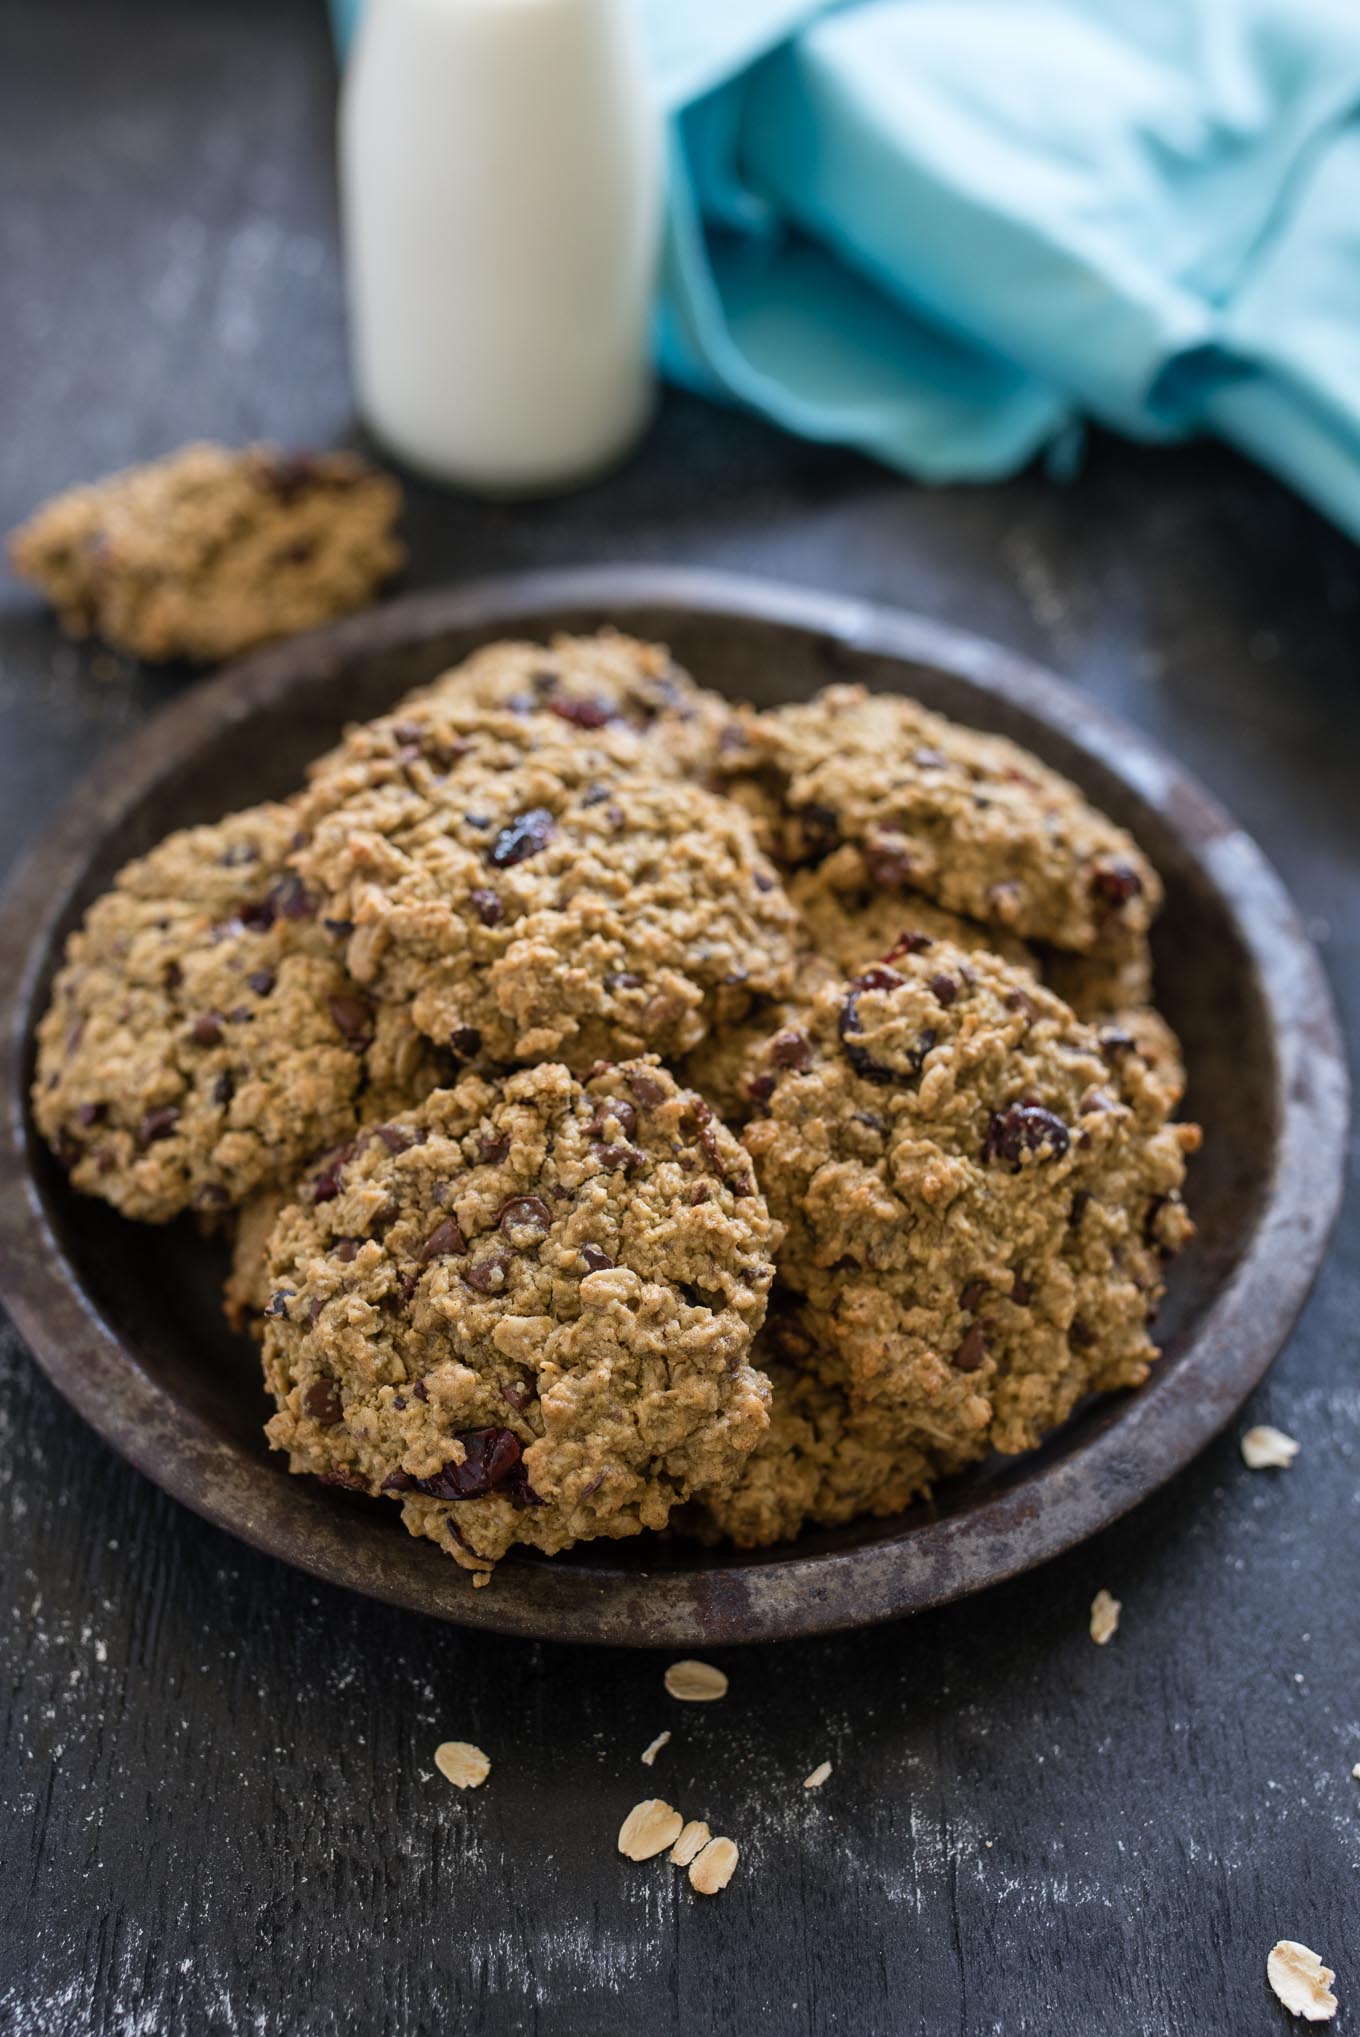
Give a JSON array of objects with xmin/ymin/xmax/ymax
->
[
  {"xmin": 580, "ymin": 1243, "xmax": 613, "ymax": 1272},
  {"xmin": 477, "ymin": 1134, "xmax": 509, "ymax": 1164},
  {"xmin": 1011, "ymin": 1272, "xmax": 1033, "ymax": 1305},
  {"xmin": 136, "ymin": 1106, "xmax": 179, "ymax": 1149},
  {"xmin": 982, "ymin": 1100, "xmax": 1071, "ymax": 1168},
  {"xmin": 929, "ymin": 974, "xmax": 958, "ymax": 1007},
  {"xmin": 75, "ymin": 1102, "xmax": 105, "ymax": 1127},
  {"xmin": 581, "ymin": 783, "xmax": 611, "ymax": 807},
  {"xmin": 627, "ymin": 1071, "xmax": 667, "ymax": 1108},
  {"xmin": 53, "ymin": 1128, "xmax": 82, "ymax": 1168},
  {"xmin": 238, "ymin": 898, "xmax": 276, "ymax": 933},
  {"xmin": 769, "ymin": 1028, "xmax": 812, "ymax": 1071},
  {"xmin": 311, "ymin": 1142, "xmax": 355, "ymax": 1204},
  {"xmin": 333, "ymin": 1238, "xmax": 361, "ymax": 1263},
  {"xmin": 372, "ymin": 1123, "xmax": 413, "ymax": 1155},
  {"xmin": 488, "ymin": 807, "xmax": 556, "ymax": 868},
  {"xmin": 190, "ymin": 1012, "xmax": 224, "ymax": 1047},
  {"xmin": 960, "ymin": 1280, "xmax": 987, "ymax": 1312},
  {"xmin": 263, "ymin": 1288, "xmax": 294, "ymax": 1320},
  {"xmin": 449, "ymin": 1026, "xmax": 482, "ymax": 1060},
  {"xmin": 303, "ymin": 1378, "xmax": 344, "ymax": 1425},
  {"xmin": 462, "ymin": 1252, "xmax": 510, "ymax": 1294},
  {"xmin": 590, "ymin": 1096, "xmax": 637, "ymax": 1139},
  {"xmin": 247, "ymin": 969, "xmax": 276, "ymax": 997},
  {"xmin": 267, "ymin": 873, "xmax": 315, "ymax": 921},
  {"xmin": 212, "ymin": 1071, "xmax": 235, "ymax": 1107},
  {"xmin": 689, "ymin": 1183, "xmax": 712, "ymax": 1206},
  {"xmin": 1070, "ymin": 1319, "xmax": 1096, "ymax": 1350},
  {"xmin": 412, "ymin": 1379, "xmax": 429, "ymax": 1403},
  {"xmin": 1092, "ymin": 860, "xmax": 1143, "ymax": 906},
  {"xmin": 1004, "ymin": 989, "xmax": 1041, "ymax": 1021},
  {"xmin": 604, "ymin": 970, "xmax": 643, "ymax": 992},
  {"xmin": 754, "ymin": 870, "xmax": 776, "ymax": 892},
  {"xmin": 322, "ymin": 917, "xmax": 355, "ymax": 940},
  {"xmin": 469, "ymin": 887, "xmax": 503, "ymax": 927},
  {"xmin": 746, "ymin": 1073, "xmax": 776, "ymax": 1104},
  {"xmin": 1098, "ymin": 1026, "xmax": 1137, "ymax": 1062},
  {"xmin": 500, "ymin": 1379, "xmax": 532, "ymax": 1412},
  {"xmin": 954, "ymin": 1324, "xmax": 987, "ymax": 1373},
  {"xmin": 1070, "ymin": 1188, "xmax": 1092, "ymax": 1229},
  {"xmin": 864, "ymin": 833, "xmax": 914, "ymax": 887},
  {"xmin": 326, "ymin": 992, "xmax": 373, "ymax": 1046},
  {"xmin": 549, "ymin": 694, "xmax": 615, "ymax": 728},
  {"xmin": 420, "ymin": 1215, "xmax": 468, "ymax": 1262},
  {"xmin": 498, "ymin": 1195, "xmax": 552, "ymax": 1239},
  {"xmin": 592, "ymin": 1141, "xmax": 643, "ymax": 1173},
  {"xmin": 163, "ymin": 960, "xmax": 182, "ymax": 992},
  {"xmin": 397, "ymin": 1427, "xmax": 537, "ymax": 1505},
  {"xmin": 794, "ymin": 802, "xmax": 840, "ymax": 861}
]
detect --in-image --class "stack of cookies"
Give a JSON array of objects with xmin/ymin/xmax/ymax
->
[{"xmin": 32, "ymin": 630, "xmax": 1199, "ymax": 1583}]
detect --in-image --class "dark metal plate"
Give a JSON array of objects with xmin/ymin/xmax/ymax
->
[{"xmin": 0, "ymin": 568, "xmax": 1347, "ymax": 1645}]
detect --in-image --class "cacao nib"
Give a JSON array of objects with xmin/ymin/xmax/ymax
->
[
  {"xmin": 469, "ymin": 887, "xmax": 503, "ymax": 927},
  {"xmin": 579, "ymin": 1243, "xmax": 614, "ymax": 1272},
  {"xmin": 488, "ymin": 807, "xmax": 556, "ymax": 869},
  {"xmin": 954, "ymin": 1324, "xmax": 988, "ymax": 1373},
  {"xmin": 498, "ymin": 1195, "xmax": 552, "ymax": 1238},
  {"xmin": 322, "ymin": 917, "xmax": 355, "ymax": 940},
  {"xmin": 580, "ymin": 783, "xmax": 612, "ymax": 807},
  {"xmin": 327, "ymin": 992, "xmax": 373, "ymax": 1046},
  {"xmin": 303, "ymin": 1378, "xmax": 344, "ymax": 1425},
  {"xmin": 1098, "ymin": 1026, "xmax": 1137, "ymax": 1062},
  {"xmin": 163, "ymin": 960, "xmax": 182, "ymax": 992},
  {"xmin": 960, "ymin": 1280, "xmax": 987, "ymax": 1312},
  {"xmin": 1011, "ymin": 1272, "xmax": 1033, "ymax": 1305},
  {"xmin": 190, "ymin": 1012, "xmax": 224, "ymax": 1047},
  {"xmin": 982, "ymin": 1100, "xmax": 1071, "ymax": 1168},
  {"xmin": 420, "ymin": 1215, "xmax": 468, "ymax": 1262},
  {"xmin": 53, "ymin": 1128, "xmax": 82, "ymax": 1168},
  {"xmin": 1003, "ymin": 989, "xmax": 1041, "ymax": 1020},
  {"xmin": 136, "ymin": 1106, "xmax": 180, "ymax": 1149},
  {"xmin": 449, "ymin": 1026, "xmax": 482, "ymax": 1060},
  {"xmin": 1070, "ymin": 1188, "xmax": 1092, "ymax": 1228},
  {"xmin": 246, "ymin": 969, "xmax": 276, "ymax": 997}
]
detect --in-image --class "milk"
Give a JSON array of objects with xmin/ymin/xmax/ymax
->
[{"xmin": 340, "ymin": 0, "xmax": 662, "ymax": 495}]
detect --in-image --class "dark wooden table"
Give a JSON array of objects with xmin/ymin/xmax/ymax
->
[{"xmin": 4, "ymin": 4, "xmax": 1358, "ymax": 2032}]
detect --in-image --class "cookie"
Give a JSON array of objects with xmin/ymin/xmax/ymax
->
[
  {"xmin": 398, "ymin": 630, "xmax": 733, "ymax": 783},
  {"xmin": 294, "ymin": 702, "xmax": 798, "ymax": 1066},
  {"xmin": 9, "ymin": 442, "xmax": 403, "ymax": 662},
  {"xmin": 686, "ymin": 1315, "xmax": 940, "ymax": 1549},
  {"xmin": 258, "ymin": 1060, "xmax": 778, "ymax": 1577},
  {"xmin": 32, "ymin": 804, "xmax": 449, "ymax": 1223},
  {"xmin": 740, "ymin": 940, "xmax": 1199, "ymax": 1459},
  {"xmin": 1044, "ymin": 946, "xmax": 1186, "ymax": 1114},
  {"xmin": 718, "ymin": 685, "xmax": 1160, "ymax": 955}
]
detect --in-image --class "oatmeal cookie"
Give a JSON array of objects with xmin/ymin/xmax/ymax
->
[
  {"xmin": 400, "ymin": 630, "xmax": 733, "ymax": 782},
  {"xmin": 1043, "ymin": 945, "xmax": 1186, "ymax": 1114},
  {"xmin": 9, "ymin": 443, "xmax": 403, "ymax": 662},
  {"xmin": 32, "ymin": 804, "xmax": 448, "ymax": 1223},
  {"xmin": 259, "ymin": 1060, "xmax": 778, "ymax": 1577},
  {"xmin": 294, "ymin": 703, "xmax": 797, "ymax": 1065},
  {"xmin": 718, "ymin": 685, "xmax": 1160, "ymax": 955},
  {"xmin": 740, "ymin": 941, "xmax": 1199, "ymax": 1459}
]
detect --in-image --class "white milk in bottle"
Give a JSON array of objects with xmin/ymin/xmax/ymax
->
[{"xmin": 340, "ymin": 0, "xmax": 662, "ymax": 494}]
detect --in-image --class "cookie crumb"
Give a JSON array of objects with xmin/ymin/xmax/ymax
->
[
  {"xmin": 803, "ymin": 1761, "xmax": 833, "ymax": 1789},
  {"xmin": 434, "ymin": 1741, "xmax": 491, "ymax": 1790},
  {"xmin": 664, "ymin": 1659, "xmax": 729, "ymax": 1703},
  {"xmin": 1242, "ymin": 1425, "xmax": 1300, "ymax": 1470},
  {"xmin": 641, "ymin": 1730, "xmax": 671, "ymax": 1767},
  {"xmin": 688, "ymin": 1836, "xmax": 739, "ymax": 1895},
  {"xmin": 1352, "ymin": 1764, "xmax": 1360, "ymax": 1782},
  {"xmin": 618, "ymin": 1799, "xmax": 685, "ymax": 1861},
  {"xmin": 1089, "ymin": 1589, "xmax": 1121, "ymax": 1645},
  {"xmin": 1266, "ymin": 1941, "xmax": 1338, "ymax": 2022},
  {"xmin": 669, "ymin": 1819, "xmax": 711, "ymax": 1866}
]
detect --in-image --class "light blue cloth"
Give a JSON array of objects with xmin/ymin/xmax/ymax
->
[{"xmin": 331, "ymin": 0, "xmax": 1360, "ymax": 538}]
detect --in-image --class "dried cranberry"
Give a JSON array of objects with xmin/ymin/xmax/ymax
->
[
  {"xmin": 929, "ymin": 974, "xmax": 958, "ymax": 1007},
  {"xmin": 326, "ymin": 992, "xmax": 373, "ymax": 1046},
  {"xmin": 399, "ymin": 1427, "xmax": 538, "ymax": 1506},
  {"xmin": 769, "ymin": 1029, "xmax": 812, "ymax": 1071},
  {"xmin": 498, "ymin": 1195, "xmax": 552, "ymax": 1239},
  {"xmin": 469, "ymin": 887, "xmax": 503, "ymax": 927},
  {"xmin": 954, "ymin": 1325, "xmax": 988, "ymax": 1373},
  {"xmin": 449, "ymin": 1026, "xmax": 482, "ymax": 1060},
  {"xmin": 580, "ymin": 1243, "xmax": 613, "ymax": 1272},
  {"xmin": 549, "ymin": 695, "xmax": 615, "ymax": 729},
  {"xmin": 488, "ymin": 807, "xmax": 556, "ymax": 868},
  {"xmin": 136, "ymin": 1106, "xmax": 180, "ymax": 1149},
  {"xmin": 864, "ymin": 833, "xmax": 914, "ymax": 887},
  {"xmin": 627, "ymin": 1071, "xmax": 667, "ymax": 1108},
  {"xmin": 884, "ymin": 930, "xmax": 934, "ymax": 961},
  {"xmin": 854, "ymin": 965, "xmax": 905, "ymax": 993},
  {"xmin": 1091, "ymin": 861, "xmax": 1143, "ymax": 906},
  {"xmin": 462, "ymin": 1252, "xmax": 510, "ymax": 1294},
  {"xmin": 238, "ymin": 898, "xmax": 276, "ymax": 933},
  {"xmin": 689, "ymin": 1183, "xmax": 712, "ymax": 1206},
  {"xmin": 500, "ymin": 1379, "xmax": 532, "ymax": 1412},
  {"xmin": 190, "ymin": 1012, "xmax": 224, "ymax": 1047},
  {"xmin": 746, "ymin": 1073, "xmax": 776, "ymax": 1104},
  {"xmin": 839, "ymin": 985, "xmax": 933, "ymax": 1087},
  {"xmin": 420, "ymin": 1215, "xmax": 468, "ymax": 1262},
  {"xmin": 982, "ymin": 1101, "xmax": 1071, "ymax": 1168},
  {"xmin": 303, "ymin": 1378, "xmax": 344, "ymax": 1425},
  {"xmin": 247, "ymin": 969, "xmax": 276, "ymax": 997}
]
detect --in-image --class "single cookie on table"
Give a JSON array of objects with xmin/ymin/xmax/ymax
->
[
  {"xmin": 293, "ymin": 701, "xmax": 798, "ymax": 1066},
  {"xmin": 395, "ymin": 630, "xmax": 735, "ymax": 783},
  {"xmin": 9, "ymin": 443, "xmax": 403, "ymax": 663},
  {"xmin": 685, "ymin": 1311, "xmax": 947, "ymax": 1549},
  {"xmin": 739, "ymin": 940, "xmax": 1199, "ymax": 1460},
  {"xmin": 716, "ymin": 685, "xmax": 1160, "ymax": 957},
  {"xmin": 258, "ymin": 1060, "xmax": 779, "ymax": 1579},
  {"xmin": 32, "ymin": 803, "xmax": 448, "ymax": 1224}
]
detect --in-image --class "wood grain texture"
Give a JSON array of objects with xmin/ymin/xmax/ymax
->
[{"xmin": 2, "ymin": 3, "xmax": 1358, "ymax": 2032}]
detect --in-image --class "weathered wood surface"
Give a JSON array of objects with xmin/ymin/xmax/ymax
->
[{"xmin": 2, "ymin": 4, "xmax": 1357, "ymax": 2032}]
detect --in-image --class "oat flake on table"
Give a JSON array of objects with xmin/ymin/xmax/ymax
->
[
  {"xmin": 618, "ymin": 1799, "xmax": 685, "ymax": 1861},
  {"xmin": 688, "ymin": 1836, "xmax": 739, "ymax": 1895},
  {"xmin": 434, "ymin": 1741, "xmax": 491, "ymax": 1790},
  {"xmin": 664, "ymin": 1659, "xmax": 728, "ymax": 1703},
  {"xmin": 1266, "ymin": 1940, "xmax": 1338, "ymax": 2022},
  {"xmin": 1241, "ymin": 1425, "xmax": 1301, "ymax": 1470},
  {"xmin": 1089, "ymin": 1590, "xmax": 1121, "ymax": 1645},
  {"xmin": 640, "ymin": 1730, "xmax": 671, "ymax": 1767},
  {"xmin": 803, "ymin": 1761, "xmax": 833, "ymax": 1789},
  {"xmin": 669, "ymin": 1819, "xmax": 711, "ymax": 1867}
]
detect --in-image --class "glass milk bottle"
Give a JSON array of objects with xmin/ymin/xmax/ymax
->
[{"xmin": 340, "ymin": 0, "xmax": 662, "ymax": 495}]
